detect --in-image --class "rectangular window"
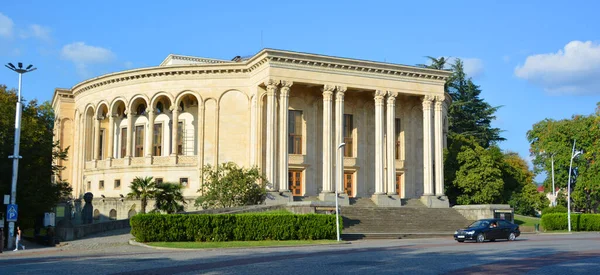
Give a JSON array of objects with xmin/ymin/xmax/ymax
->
[
  {"xmin": 114, "ymin": 179, "xmax": 121, "ymax": 189},
  {"xmin": 120, "ymin": 128, "xmax": 127, "ymax": 158},
  {"xmin": 135, "ymin": 125, "xmax": 144, "ymax": 157},
  {"xmin": 179, "ymin": 177, "xmax": 188, "ymax": 188},
  {"xmin": 177, "ymin": 121, "xmax": 184, "ymax": 155},
  {"xmin": 153, "ymin": 123, "xmax": 162, "ymax": 156},
  {"xmin": 99, "ymin": 180, "xmax": 105, "ymax": 190},
  {"xmin": 343, "ymin": 114, "xmax": 354, "ymax": 157},
  {"xmin": 155, "ymin": 178, "xmax": 163, "ymax": 184},
  {"xmin": 288, "ymin": 110, "xmax": 303, "ymax": 154},
  {"xmin": 395, "ymin": 118, "xmax": 401, "ymax": 160},
  {"xmin": 87, "ymin": 181, "xmax": 91, "ymax": 191},
  {"xmin": 98, "ymin": 129, "xmax": 105, "ymax": 159}
]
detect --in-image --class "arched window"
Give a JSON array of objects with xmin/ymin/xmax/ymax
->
[
  {"xmin": 179, "ymin": 101, "xmax": 184, "ymax": 112},
  {"xmin": 93, "ymin": 209, "xmax": 100, "ymax": 220},
  {"xmin": 128, "ymin": 209, "xmax": 137, "ymax": 218},
  {"xmin": 156, "ymin": 102, "xmax": 164, "ymax": 114},
  {"xmin": 109, "ymin": 209, "xmax": 117, "ymax": 220},
  {"xmin": 136, "ymin": 104, "xmax": 146, "ymax": 115}
]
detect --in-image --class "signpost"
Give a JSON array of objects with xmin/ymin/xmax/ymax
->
[{"xmin": 7, "ymin": 204, "xmax": 18, "ymax": 222}]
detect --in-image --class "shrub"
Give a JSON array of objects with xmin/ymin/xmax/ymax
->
[
  {"xmin": 541, "ymin": 213, "xmax": 600, "ymax": 231},
  {"xmin": 541, "ymin": 205, "xmax": 568, "ymax": 216},
  {"xmin": 130, "ymin": 213, "xmax": 338, "ymax": 242}
]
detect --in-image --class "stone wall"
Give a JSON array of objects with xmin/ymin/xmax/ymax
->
[
  {"xmin": 56, "ymin": 219, "xmax": 131, "ymax": 241},
  {"xmin": 453, "ymin": 204, "xmax": 513, "ymax": 221}
]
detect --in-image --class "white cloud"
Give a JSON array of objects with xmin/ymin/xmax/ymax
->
[
  {"xmin": 515, "ymin": 40, "xmax": 600, "ymax": 95},
  {"xmin": 447, "ymin": 57, "xmax": 484, "ymax": 78},
  {"xmin": 0, "ymin": 12, "xmax": 14, "ymax": 38},
  {"xmin": 124, "ymin": 61, "xmax": 133, "ymax": 69},
  {"xmin": 61, "ymin": 42, "xmax": 115, "ymax": 76},
  {"xmin": 28, "ymin": 24, "xmax": 52, "ymax": 41}
]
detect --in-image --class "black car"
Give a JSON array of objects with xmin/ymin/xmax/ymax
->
[{"xmin": 454, "ymin": 218, "xmax": 520, "ymax": 243}]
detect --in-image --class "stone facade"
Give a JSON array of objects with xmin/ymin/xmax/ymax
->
[{"xmin": 51, "ymin": 49, "xmax": 452, "ymax": 214}]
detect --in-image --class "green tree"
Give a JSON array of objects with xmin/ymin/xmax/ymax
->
[
  {"xmin": 528, "ymin": 111, "xmax": 600, "ymax": 213},
  {"xmin": 416, "ymin": 56, "xmax": 452, "ymax": 70},
  {"xmin": 154, "ymin": 182, "xmax": 186, "ymax": 214},
  {"xmin": 196, "ymin": 162, "xmax": 267, "ymax": 209},
  {"xmin": 0, "ymin": 85, "xmax": 71, "ymax": 224},
  {"xmin": 127, "ymin": 176, "xmax": 156, "ymax": 214}
]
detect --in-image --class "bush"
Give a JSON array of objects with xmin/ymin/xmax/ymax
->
[
  {"xmin": 541, "ymin": 213, "xmax": 600, "ymax": 231},
  {"xmin": 130, "ymin": 213, "xmax": 339, "ymax": 242},
  {"xmin": 541, "ymin": 205, "xmax": 568, "ymax": 216}
]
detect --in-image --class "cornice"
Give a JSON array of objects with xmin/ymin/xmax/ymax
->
[
  {"xmin": 70, "ymin": 49, "xmax": 450, "ymax": 98},
  {"xmin": 159, "ymin": 54, "xmax": 234, "ymax": 66}
]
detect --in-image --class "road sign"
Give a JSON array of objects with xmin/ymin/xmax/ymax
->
[{"xmin": 7, "ymin": 204, "xmax": 18, "ymax": 222}]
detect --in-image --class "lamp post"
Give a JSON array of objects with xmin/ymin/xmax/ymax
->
[
  {"xmin": 567, "ymin": 139, "xmax": 582, "ymax": 232},
  {"xmin": 4, "ymin": 62, "xmax": 37, "ymax": 249},
  {"xmin": 551, "ymin": 153, "xmax": 556, "ymax": 206},
  {"xmin": 335, "ymin": 142, "xmax": 346, "ymax": 242}
]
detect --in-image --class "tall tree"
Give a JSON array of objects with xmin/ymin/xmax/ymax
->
[
  {"xmin": 127, "ymin": 176, "xmax": 157, "ymax": 214},
  {"xmin": 0, "ymin": 85, "xmax": 71, "ymax": 224},
  {"xmin": 416, "ymin": 56, "xmax": 452, "ymax": 70}
]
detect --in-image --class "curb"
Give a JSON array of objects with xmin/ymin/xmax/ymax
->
[{"xmin": 128, "ymin": 239, "xmax": 352, "ymax": 251}]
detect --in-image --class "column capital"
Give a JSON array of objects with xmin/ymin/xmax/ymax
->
[
  {"xmin": 264, "ymin": 79, "xmax": 281, "ymax": 95},
  {"xmin": 387, "ymin": 91, "xmax": 398, "ymax": 104},
  {"xmin": 280, "ymin": 80, "xmax": 293, "ymax": 96},
  {"xmin": 434, "ymin": 95, "xmax": 445, "ymax": 102},
  {"xmin": 281, "ymin": 80, "xmax": 294, "ymax": 88},
  {"xmin": 322, "ymin": 85, "xmax": 335, "ymax": 98},
  {"xmin": 375, "ymin": 90, "xmax": 386, "ymax": 103},
  {"xmin": 146, "ymin": 108, "xmax": 155, "ymax": 115},
  {"xmin": 336, "ymin": 86, "xmax": 347, "ymax": 93}
]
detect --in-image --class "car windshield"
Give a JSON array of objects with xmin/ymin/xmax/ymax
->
[{"xmin": 468, "ymin": 220, "xmax": 490, "ymax": 228}]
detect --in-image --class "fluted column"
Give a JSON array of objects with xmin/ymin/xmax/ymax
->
[
  {"xmin": 321, "ymin": 85, "xmax": 336, "ymax": 193},
  {"xmin": 422, "ymin": 95, "xmax": 434, "ymax": 195},
  {"xmin": 374, "ymin": 90, "xmax": 386, "ymax": 194},
  {"xmin": 126, "ymin": 111, "xmax": 133, "ymax": 157},
  {"xmin": 335, "ymin": 86, "xmax": 347, "ymax": 192},
  {"xmin": 93, "ymin": 116, "xmax": 101, "ymax": 160},
  {"xmin": 107, "ymin": 115, "xmax": 114, "ymax": 159},
  {"xmin": 146, "ymin": 109, "xmax": 155, "ymax": 157},
  {"xmin": 386, "ymin": 91, "xmax": 398, "ymax": 195},
  {"xmin": 434, "ymin": 96, "xmax": 445, "ymax": 195},
  {"xmin": 265, "ymin": 79, "xmax": 279, "ymax": 191},
  {"xmin": 171, "ymin": 107, "xmax": 179, "ymax": 156},
  {"xmin": 279, "ymin": 80, "xmax": 293, "ymax": 191}
]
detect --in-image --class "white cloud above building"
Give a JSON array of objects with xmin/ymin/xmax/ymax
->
[
  {"xmin": 0, "ymin": 12, "xmax": 14, "ymax": 38},
  {"xmin": 61, "ymin": 42, "xmax": 115, "ymax": 76},
  {"xmin": 515, "ymin": 40, "xmax": 600, "ymax": 95}
]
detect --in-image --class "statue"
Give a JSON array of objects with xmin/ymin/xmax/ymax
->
[{"xmin": 82, "ymin": 192, "xmax": 94, "ymax": 224}]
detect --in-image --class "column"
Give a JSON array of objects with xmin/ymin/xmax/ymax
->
[
  {"xmin": 422, "ymin": 95, "xmax": 434, "ymax": 195},
  {"xmin": 171, "ymin": 107, "xmax": 179, "ymax": 156},
  {"xmin": 335, "ymin": 86, "xmax": 346, "ymax": 192},
  {"xmin": 265, "ymin": 79, "xmax": 279, "ymax": 191},
  {"xmin": 146, "ymin": 109, "xmax": 155, "ymax": 157},
  {"xmin": 434, "ymin": 96, "xmax": 445, "ymax": 195},
  {"xmin": 107, "ymin": 115, "xmax": 114, "ymax": 159},
  {"xmin": 279, "ymin": 80, "xmax": 293, "ymax": 191},
  {"xmin": 321, "ymin": 85, "xmax": 335, "ymax": 193},
  {"xmin": 126, "ymin": 111, "xmax": 133, "ymax": 157},
  {"xmin": 198, "ymin": 105, "xmax": 204, "ymax": 166},
  {"xmin": 93, "ymin": 116, "xmax": 101, "ymax": 160},
  {"xmin": 250, "ymin": 96, "xmax": 257, "ymax": 166},
  {"xmin": 386, "ymin": 91, "xmax": 398, "ymax": 195},
  {"xmin": 374, "ymin": 90, "xmax": 386, "ymax": 194}
]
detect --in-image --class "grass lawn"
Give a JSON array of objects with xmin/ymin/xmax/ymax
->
[
  {"xmin": 146, "ymin": 240, "xmax": 340, "ymax": 249},
  {"xmin": 514, "ymin": 214, "xmax": 542, "ymax": 232}
]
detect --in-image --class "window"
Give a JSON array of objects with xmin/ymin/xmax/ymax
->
[
  {"xmin": 153, "ymin": 123, "xmax": 162, "ymax": 156},
  {"xmin": 120, "ymin": 128, "xmax": 127, "ymax": 158},
  {"xmin": 343, "ymin": 114, "xmax": 354, "ymax": 157},
  {"xmin": 136, "ymin": 104, "xmax": 146, "ymax": 115},
  {"xmin": 395, "ymin": 118, "xmax": 401, "ymax": 160},
  {"xmin": 87, "ymin": 181, "xmax": 91, "ymax": 191},
  {"xmin": 135, "ymin": 125, "xmax": 144, "ymax": 157},
  {"xmin": 114, "ymin": 179, "xmax": 121, "ymax": 189},
  {"xmin": 396, "ymin": 173, "xmax": 402, "ymax": 196},
  {"xmin": 288, "ymin": 110, "xmax": 303, "ymax": 154},
  {"xmin": 177, "ymin": 121, "xmax": 184, "ymax": 155},
  {"xmin": 179, "ymin": 177, "xmax": 188, "ymax": 187},
  {"xmin": 109, "ymin": 209, "xmax": 117, "ymax": 220},
  {"xmin": 99, "ymin": 180, "xmax": 105, "ymax": 190},
  {"xmin": 93, "ymin": 209, "xmax": 100, "ymax": 220},
  {"xmin": 98, "ymin": 129, "xmax": 105, "ymax": 159},
  {"xmin": 344, "ymin": 172, "xmax": 354, "ymax": 197},
  {"xmin": 155, "ymin": 178, "xmax": 164, "ymax": 184},
  {"xmin": 156, "ymin": 102, "xmax": 164, "ymax": 114}
]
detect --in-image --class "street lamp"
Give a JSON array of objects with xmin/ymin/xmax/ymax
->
[
  {"xmin": 4, "ymin": 62, "xmax": 37, "ymax": 249},
  {"xmin": 567, "ymin": 139, "xmax": 582, "ymax": 233},
  {"xmin": 335, "ymin": 142, "xmax": 346, "ymax": 242},
  {"xmin": 550, "ymin": 153, "xmax": 556, "ymax": 206}
]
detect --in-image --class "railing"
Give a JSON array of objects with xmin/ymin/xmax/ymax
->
[
  {"xmin": 130, "ymin": 157, "xmax": 145, "ymax": 166},
  {"xmin": 84, "ymin": 155, "xmax": 197, "ymax": 170},
  {"xmin": 178, "ymin": 155, "xmax": 196, "ymax": 165},
  {"xmin": 153, "ymin": 156, "xmax": 170, "ymax": 165}
]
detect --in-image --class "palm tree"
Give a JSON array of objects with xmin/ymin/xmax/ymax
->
[
  {"xmin": 127, "ymin": 176, "xmax": 156, "ymax": 214},
  {"xmin": 154, "ymin": 182, "xmax": 187, "ymax": 214},
  {"xmin": 416, "ymin": 56, "xmax": 452, "ymax": 70}
]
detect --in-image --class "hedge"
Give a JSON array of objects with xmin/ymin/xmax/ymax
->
[
  {"xmin": 130, "ymin": 213, "xmax": 339, "ymax": 242},
  {"xmin": 541, "ymin": 213, "xmax": 600, "ymax": 231},
  {"xmin": 541, "ymin": 205, "xmax": 567, "ymax": 216}
]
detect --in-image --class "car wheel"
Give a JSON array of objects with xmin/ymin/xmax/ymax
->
[
  {"xmin": 457, "ymin": 240, "xmax": 464, "ymax": 243},
  {"xmin": 476, "ymin": 233, "xmax": 485, "ymax": 243},
  {"xmin": 508, "ymin": 232, "xmax": 516, "ymax": 241}
]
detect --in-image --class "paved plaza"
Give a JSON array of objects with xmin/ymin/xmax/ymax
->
[{"xmin": 1, "ymin": 230, "xmax": 600, "ymax": 274}]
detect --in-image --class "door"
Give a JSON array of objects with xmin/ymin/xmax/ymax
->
[
  {"xmin": 288, "ymin": 170, "xmax": 303, "ymax": 197},
  {"xmin": 344, "ymin": 172, "xmax": 354, "ymax": 197},
  {"xmin": 396, "ymin": 173, "xmax": 402, "ymax": 196}
]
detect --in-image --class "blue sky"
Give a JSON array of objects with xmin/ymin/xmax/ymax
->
[{"xmin": 1, "ymin": 1, "xmax": 599, "ymax": 180}]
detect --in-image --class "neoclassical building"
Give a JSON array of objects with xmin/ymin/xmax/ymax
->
[{"xmin": 52, "ymin": 49, "xmax": 452, "ymax": 217}]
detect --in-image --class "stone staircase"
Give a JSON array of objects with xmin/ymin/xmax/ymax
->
[{"xmin": 341, "ymin": 199, "xmax": 471, "ymax": 240}]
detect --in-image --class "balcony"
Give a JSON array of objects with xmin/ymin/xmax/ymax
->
[{"xmin": 84, "ymin": 155, "xmax": 198, "ymax": 171}]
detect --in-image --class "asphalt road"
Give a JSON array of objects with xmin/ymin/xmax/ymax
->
[{"xmin": 1, "ymin": 230, "xmax": 600, "ymax": 274}]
